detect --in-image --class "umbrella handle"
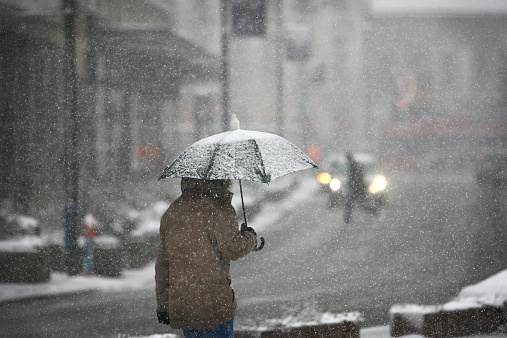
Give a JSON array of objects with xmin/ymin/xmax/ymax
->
[
  {"xmin": 239, "ymin": 180, "xmax": 264, "ymax": 252},
  {"xmin": 255, "ymin": 236, "xmax": 265, "ymax": 251}
]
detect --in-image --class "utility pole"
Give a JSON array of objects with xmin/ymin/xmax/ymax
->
[
  {"xmin": 221, "ymin": 0, "xmax": 230, "ymax": 131},
  {"xmin": 349, "ymin": 0, "xmax": 367, "ymax": 151},
  {"xmin": 274, "ymin": 0, "xmax": 284, "ymax": 136},
  {"xmin": 62, "ymin": 0, "xmax": 80, "ymax": 276}
]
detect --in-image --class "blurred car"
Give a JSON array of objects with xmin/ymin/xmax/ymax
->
[
  {"xmin": 317, "ymin": 153, "xmax": 388, "ymax": 208},
  {"xmin": 476, "ymin": 150, "xmax": 507, "ymax": 186}
]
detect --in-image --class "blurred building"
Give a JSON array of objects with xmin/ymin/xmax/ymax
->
[
  {"xmin": 1, "ymin": 0, "xmax": 507, "ymax": 231},
  {"xmin": 227, "ymin": 0, "xmax": 507, "ymax": 160},
  {"xmin": 363, "ymin": 0, "xmax": 507, "ymax": 170},
  {"xmin": 0, "ymin": 0, "xmax": 221, "ymax": 230}
]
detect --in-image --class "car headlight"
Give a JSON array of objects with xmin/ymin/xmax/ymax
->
[
  {"xmin": 369, "ymin": 175, "xmax": 387, "ymax": 194},
  {"xmin": 330, "ymin": 178, "xmax": 341, "ymax": 191},
  {"xmin": 317, "ymin": 172, "xmax": 332, "ymax": 185}
]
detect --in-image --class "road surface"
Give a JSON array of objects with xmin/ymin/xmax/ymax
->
[{"xmin": 0, "ymin": 171, "xmax": 504, "ymax": 337}]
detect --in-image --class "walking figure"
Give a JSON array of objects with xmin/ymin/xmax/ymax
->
[
  {"xmin": 344, "ymin": 152, "xmax": 379, "ymax": 224},
  {"xmin": 82, "ymin": 214, "xmax": 98, "ymax": 276},
  {"xmin": 155, "ymin": 178, "xmax": 257, "ymax": 337}
]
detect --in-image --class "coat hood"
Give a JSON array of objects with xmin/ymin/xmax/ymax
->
[
  {"xmin": 181, "ymin": 178, "xmax": 211, "ymax": 192},
  {"xmin": 181, "ymin": 178, "xmax": 233, "ymax": 204}
]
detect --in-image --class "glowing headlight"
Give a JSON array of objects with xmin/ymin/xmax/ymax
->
[
  {"xmin": 369, "ymin": 175, "xmax": 387, "ymax": 194},
  {"xmin": 317, "ymin": 172, "xmax": 332, "ymax": 185},
  {"xmin": 330, "ymin": 178, "xmax": 341, "ymax": 191}
]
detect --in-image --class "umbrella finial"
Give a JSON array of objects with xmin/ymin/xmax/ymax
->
[{"xmin": 230, "ymin": 114, "xmax": 240, "ymax": 131}]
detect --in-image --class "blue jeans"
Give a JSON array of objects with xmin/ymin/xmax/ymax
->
[{"xmin": 182, "ymin": 318, "xmax": 234, "ymax": 338}]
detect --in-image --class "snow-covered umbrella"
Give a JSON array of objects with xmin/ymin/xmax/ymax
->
[{"xmin": 159, "ymin": 115, "xmax": 318, "ymax": 250}]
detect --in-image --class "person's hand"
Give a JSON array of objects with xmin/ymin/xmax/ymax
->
[
  {"xmin": 241, "ymin": 223, "xmax": 256, "ymax": 235},
  {"xmin": 157, "ymin": 312, "xmax": 170, "ymax": 325}
]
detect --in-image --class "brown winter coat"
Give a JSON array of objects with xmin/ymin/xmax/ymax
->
[{"xmin": 155, "ymin": 178, "xmax": 257, "ymax": 330}]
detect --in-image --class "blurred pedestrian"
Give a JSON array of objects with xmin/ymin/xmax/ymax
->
[
  {"xmin": 155, "ymin": 178, "xmax": 258, "ymax": 337},
  {"xmin": 344, "ymin": 152, "xmax": 379, "ymax": 224},
  {"xmin": 82, "ymin": 213, "xmax": 98, "ymax": 276}
]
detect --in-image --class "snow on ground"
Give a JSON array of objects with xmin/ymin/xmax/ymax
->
[
  {"xmin": 390, "ymin": 268, "xmax": 507, "ymax": 332},
  {"xmin": 249, "ymin": 174, "xmax": 319, "ymax": 232},
  {"xmin": 458, "ymin": 269, "xmax": 507, "ymax": 306},
  {"xmin": 360, "ymin": 326, "xmax": 507, "ymax": 338},
  {"xmin": 0, "ymin": 235, "xmax": 44, "ymax": 253},
  {"xmin": 0, "ymin": 175, "xmax": 317, "ymax": 303},
  {"xmin": 121, "ymin": 325, "xmax": 507, "ymax": 338},
  {"xmin": 0, "ymin": 262, "xmax": 156, "ymax": 303},
  {"xmin": 127, "ymin": 335, "xmax": 178, "ymax": 338},
  {"xmin": 0, "ymin": 175, "xmax": 506, "ymax": 337}
]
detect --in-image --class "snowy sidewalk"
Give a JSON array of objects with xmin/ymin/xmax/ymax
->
[
  {"xmin": 2, "ymin": 263, "xmax": 504, "ymax": 337},
  {"xmin": 0, "ymin": 175, "xmax": 313, "ymax": 304},
  {"xmin": 0, "ymin": 262, "xmax": 156, "ymax": 304},
  {"xmin": 0, "ymin": 175, "xmax": 506, "ymax": 337},
  {"xmin": 123, "ymin": 326, "xmax": 507, "ymax": 338}
]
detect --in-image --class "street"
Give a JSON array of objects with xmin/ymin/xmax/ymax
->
[
  {"xmin": 233, "ymin": 171, "xmax": 506, "ymax": 327},
  {"xmin": 0, "ymin": 171, "xmax": 505, "ymax": 337}
]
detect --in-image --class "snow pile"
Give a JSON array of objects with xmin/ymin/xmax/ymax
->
[
  {"xmin": 0, "ymin": 213, "xmax": 43, "ymax": 253},
  {"xmin": 279, "ymin": 311, "xmax": 363, "ymax": 328},
  {"xmin": 391, "ymin": 268, "xmax": 507, "ymax": 316},
  {"xmin": 77, "ymin": 234, "xmax": 120, "ymax": 249},
  {"xmin": 0, "ymin": 236, "xmax": 44, "ymax": 253},
  {"xmin": 0, "ymin": 263, "xmax": 156, "ymax": 302},
  {"xmin": 390, "ymin": 304, "xmax": 440, "ymax": 330},
  {"xmin": 238, "ymin": 310, "xmax": 363, "ymax": 333},
  {"xmin": 390, "ymin": 268, "xmax": 507, "ymax": 332},
  {"xmin": 250, "ymin": 174, "xmax": 319, "ymax": 232},
  {"xmin": 10, "ymin": 215, "xmax": 39, "ymax": 232},
  {"xmin": 128, "ymin": 335, "xmax": 179, "ymax": 338},
  {"xmin": 457, "ymin": 269, "xmax": 507, "ymax": 307}
]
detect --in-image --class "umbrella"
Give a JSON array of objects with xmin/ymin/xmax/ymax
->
[{"xmin": 159, "ymin": 115, "xmax": 317, "ymax": 250}]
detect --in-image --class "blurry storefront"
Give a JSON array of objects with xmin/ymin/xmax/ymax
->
[
  {"xmin": 0, "ymin": 0, "xmax": 220, "ymax": 230},
  {"xmin": 363, "ymin": 0, "xmax": 507, "ymax": 170},
  {"xmin": 86, "ymin": 23, "xmax": 220, "ymax": 180}
]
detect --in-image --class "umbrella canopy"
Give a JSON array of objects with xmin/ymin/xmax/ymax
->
[{"xmin": 159, "ymin": 129, "xmax": 317, "ymax": 183}]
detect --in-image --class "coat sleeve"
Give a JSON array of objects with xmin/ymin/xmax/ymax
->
[
  {"xmin": 155, "ymin": 213, "xmax": 170, "ymax": 312},
  {"xmin": 213, "ymin": 204, "xmax": 257, "ymax": 261}
]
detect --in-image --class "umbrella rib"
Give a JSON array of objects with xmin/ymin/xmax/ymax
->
[
  {"xmin": 200, "ymin": 132, "xmax": 233, "ymax": 180},
  {"xmin": 203, "ymin": 144, "xmax": 220, "ymax": 179},
  {"xmin": 250, "ymin": 139, "xmax": 270, "ymax": 183}
]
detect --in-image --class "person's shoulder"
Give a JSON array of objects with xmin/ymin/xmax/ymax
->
[{"xmin": 210, "ymin": 197, "xmax": 234, "ymax": 211}]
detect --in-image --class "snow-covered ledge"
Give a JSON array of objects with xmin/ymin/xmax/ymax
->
[
  {"xmin": 0, "ymin": 236, "xmax": 44, "ymax": 253},
  {"xmin": 390, "ymin": 268, "xmax": 507, "ymax": 337},
  {"xmin": 236, "ymin": 311, "xmax": 363, "ymax": 338}
]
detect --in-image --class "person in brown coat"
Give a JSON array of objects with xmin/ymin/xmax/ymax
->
[{"xmin": 155, "ymin": 178, "xmax": 257, "ymax": 337}]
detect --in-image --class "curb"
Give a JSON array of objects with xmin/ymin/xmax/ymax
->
[
  {"xmin": 391, "ymin": 304, "xmax": 506, "ymax": 337},
  {"xmin": 235, "ymin": 321, "xmax": 360, "ymax": 338}
]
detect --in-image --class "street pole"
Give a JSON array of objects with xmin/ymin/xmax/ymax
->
[
  {"xmin": 62, "ymin": 0, "xmax": 80, "ymax": 276},
  {"xmin": 349, "ymin": 1, "xmax": 367, "ymax": 151},
  {"xmin": 221, "ymin": 0, "xmax": 230, "ymax": 132},
  {"xmin": 275, "ymin": 0, "xmax": 284, "ymax": 136}
]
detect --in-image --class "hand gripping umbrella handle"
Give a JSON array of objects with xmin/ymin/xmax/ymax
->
[{"xmin": 240, "ymin": 180, "xmax": 264, "ymax": 252}]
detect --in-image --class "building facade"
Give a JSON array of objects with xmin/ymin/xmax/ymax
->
[
  {"xmin": 1, "ymin": 0, "xmax": 506, "ymax": 232},
  {"xmin": 0, "ymin": 0, "xmax": 221, "ymax": 231}
]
